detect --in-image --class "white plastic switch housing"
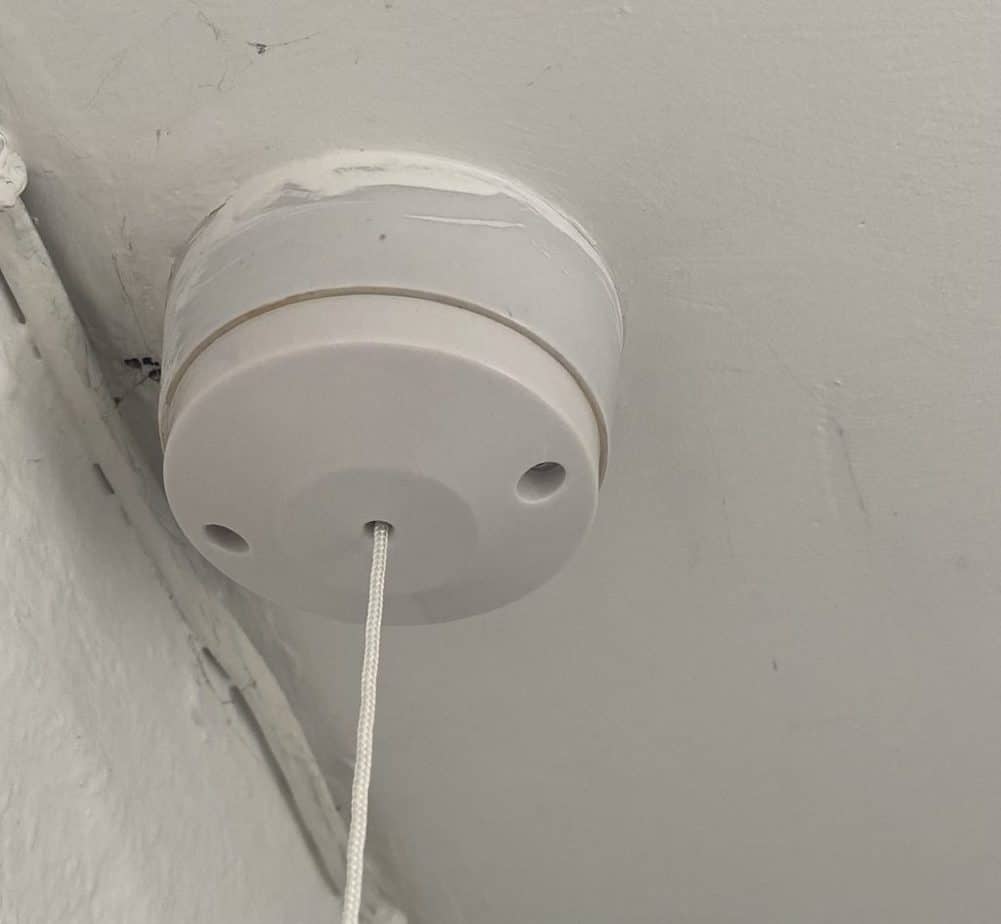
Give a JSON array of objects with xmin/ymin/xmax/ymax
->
[{"xmin": 160, "ymin": 153, "xmax": 622, "ymax": 623}]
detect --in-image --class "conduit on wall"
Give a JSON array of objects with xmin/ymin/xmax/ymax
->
[{"xmin": 0, "ymin": 127, "xmax": 405, "ymax": 923}]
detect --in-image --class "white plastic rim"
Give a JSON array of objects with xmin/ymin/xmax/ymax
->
[{"xmin": 160, "ymin": 152, "xmax": 622, "ymax": 623}]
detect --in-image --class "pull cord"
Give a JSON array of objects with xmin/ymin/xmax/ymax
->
[{"xmin": 341, "ymin": 521, "xmax": 391, "ymax": 924}]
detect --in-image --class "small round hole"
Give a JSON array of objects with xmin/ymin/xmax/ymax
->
[
  {"xmin": 517, "ymin": 462, "xmax": 566, "ymax": 502},
  {"xmin": 203, "ymin": 523, "xmax": 250, "ymax": 554}
]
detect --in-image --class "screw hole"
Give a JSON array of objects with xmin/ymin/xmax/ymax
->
[
  {"xmin": 203, "ymin": 523, "xmax": 250, "ymax": 554},
  {"xmin": 517, "ymin": 462, "xmax": 566, "ymax": 502}
]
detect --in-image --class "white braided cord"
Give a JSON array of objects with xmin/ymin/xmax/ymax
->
[{"xmin": 341, "ymin": 522, "xmax": 391, "ymax": 924}]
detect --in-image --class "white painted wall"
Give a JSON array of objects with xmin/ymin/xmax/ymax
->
[
  {"xmin": 0, "ymin": 283, "xmax": 338, "ymax": 923},
  {"xmin": 1, "ymin": 2, "xmax": 1000, "ymax": 923}
]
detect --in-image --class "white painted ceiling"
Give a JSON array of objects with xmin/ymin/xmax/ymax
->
[{"xmin": 2, "ymin": 1, "xmax": 999, "ymax": 921}]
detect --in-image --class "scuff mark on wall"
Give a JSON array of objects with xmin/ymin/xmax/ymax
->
[
  {"xmin": 189, "ymin": 2, "xmax": 223, "ymax": 42},
  {"xmin": 245, "ymin": 32, "xmax": 320, "ymax": 56},
  {"xmin": 818, "ymin": 412, "xmax": 870, "ymax": 528}
]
